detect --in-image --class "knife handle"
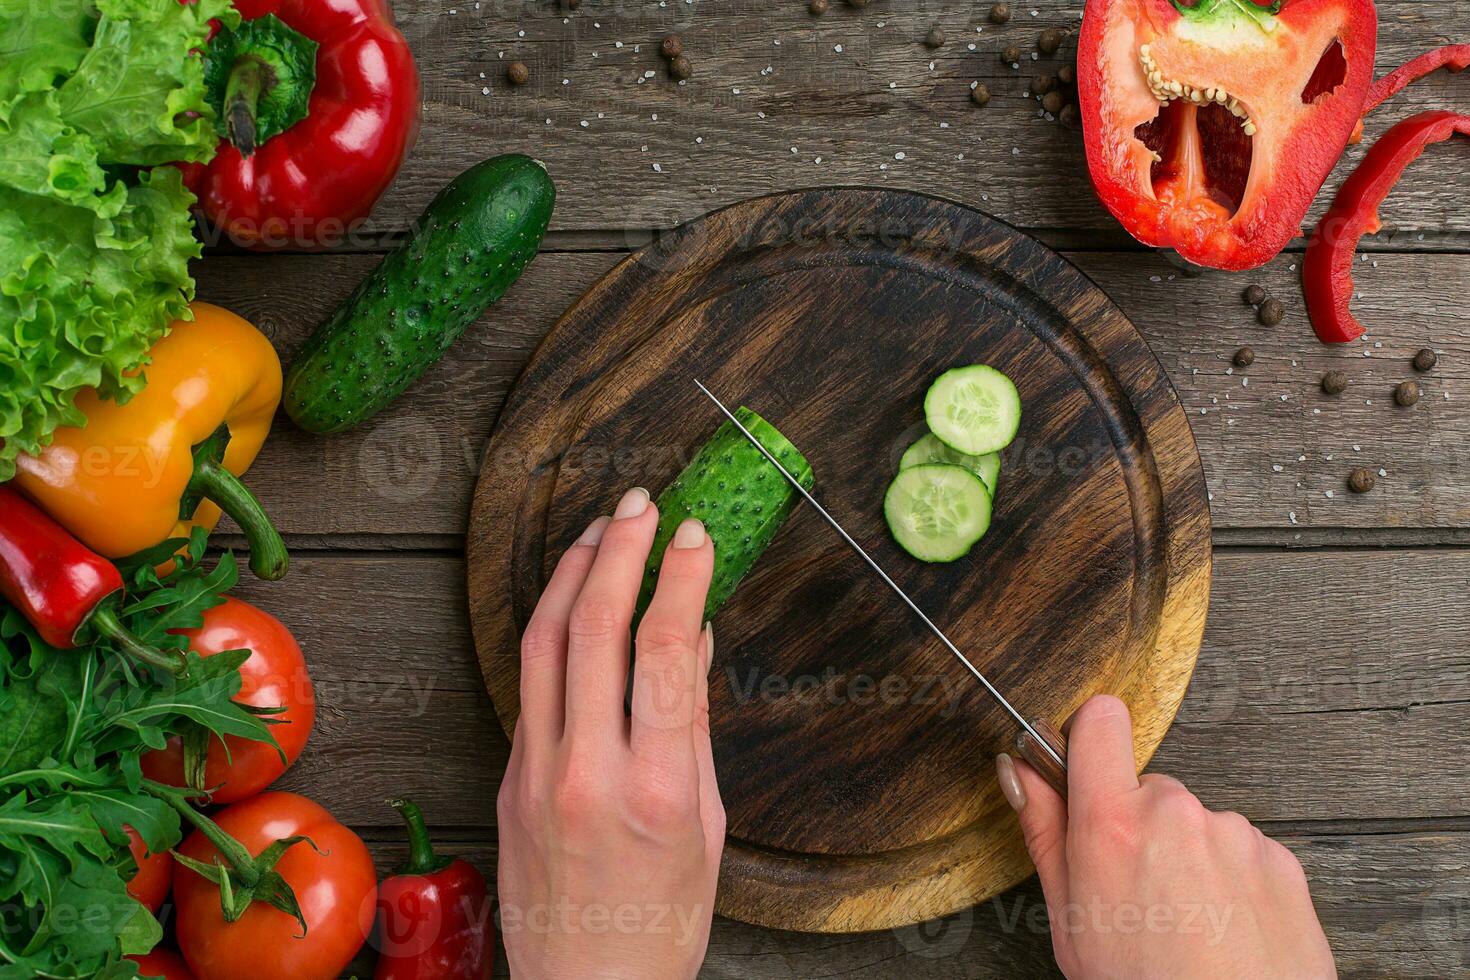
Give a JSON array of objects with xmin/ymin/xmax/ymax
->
[{"xmin": 1014, "ymin": 718, "xmax": 1069, "ymax": 799}]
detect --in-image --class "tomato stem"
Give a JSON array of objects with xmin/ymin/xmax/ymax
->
[{"xmin": 155, "ymin": 785, "xmax": 263, "ymax": 886}]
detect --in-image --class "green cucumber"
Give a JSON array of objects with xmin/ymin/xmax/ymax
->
[
  {"xmin": 883, "ymin": 463, "xmax": 992, "ymax": 563},
  {"xmin": 636, "ymin": 407, "xmax": 814, "ymax": 625},
  {"xmin": 924, "ymin": 364, "xmax": 1022, "ymax": 455},
  {"xmin": 283, "ymin": 154, "xmax": 555, "ymax": 434},
  {"xmin": 899, "ymin": 432, "xmax": 1000, "ymax": 495}
]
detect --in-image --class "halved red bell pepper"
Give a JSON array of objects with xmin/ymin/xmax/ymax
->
[
  {"xmin": 1304, "ymin": 110, "xmax": 1470, "ymax": 343},
  {"xmin": 178, "ymin": 0, "xmax": 420, "ymax": 250},
  {"xmin": 1079, "ymin": 0, "xmax": 1377, "ymax": 270}
]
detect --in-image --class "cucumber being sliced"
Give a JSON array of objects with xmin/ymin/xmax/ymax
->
[
  {"xmin": 635, "ymin": 407, "xmax": 813, "ymax": 627},
  {"xmin": 899, "ymin": 433, "xmax": 1000, "ymax": 495},
  {"xmin": 883, "ymin": 463, "xmax": 992, "ymax": 563},
  {"xmin": 924, "ymin": 364, "xmax": 1021, "ymax": 456}
]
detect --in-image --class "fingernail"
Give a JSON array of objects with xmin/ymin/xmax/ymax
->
[
  {"xmin": 578, "ymin": 516, "xmax": 611, "ymax": 546},
  {"xmin": 703, "ymin": 622, "xmax": 715, "ymax": 674},
  {"xmin": 996, "ymin": 753, "xmax": 1027, "ymax": 812},
  {"xmin": 614, "ymin": 487, "xmax": 650, "ymax": 520},
  {"xmin": 672, "ymin": 517, "xmax": 706, "ymax": 549}
]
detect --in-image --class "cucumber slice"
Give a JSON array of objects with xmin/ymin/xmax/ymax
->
[
  {"xmin": 924, "ymin": 364, "xmax": 1021, "ymax": 456},
  {"xmin": 899, "ymin": 433, "xmax": 1000, "ymax": 495},
  {"xmin": 883, "ymin": 463, "xmax": 992, "ymax": 563}
]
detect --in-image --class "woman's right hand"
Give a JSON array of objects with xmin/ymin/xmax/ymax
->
[{"xmin": 997, "ymin": 695, "xmax": 1337, "ymax": 980}]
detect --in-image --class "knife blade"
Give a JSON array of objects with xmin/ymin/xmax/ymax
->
[{"xmin": 693, "ymin": 379, "xmax": 1070, "ymax": 796}]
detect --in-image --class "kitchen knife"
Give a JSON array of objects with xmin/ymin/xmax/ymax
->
[{"xmin": 693, "ymin": 379, "xmax": 1071, "ymax": 798}]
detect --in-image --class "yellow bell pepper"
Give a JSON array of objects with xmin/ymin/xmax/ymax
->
[{"xmin": 13, "ymin": 302, "xmax": 289, "ymax": 580}]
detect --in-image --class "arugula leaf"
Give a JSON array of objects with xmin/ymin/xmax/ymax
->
[{"xmin": 0, "ymin": 545, "xmax": 280, "ymax": 975}]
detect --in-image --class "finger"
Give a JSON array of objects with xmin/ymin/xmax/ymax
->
[
  {"xmin": 518, "ymin": 517, "xmax": 608, "ymax": 744},
  {"xmin": 631, "ymin": 518, "xmax": 714, "ymax": 766},
  {"xmin": 1138, "ymin": 772, "xmax": 1189, "ymax": 796},
  {"xmin": 1000, "ymin": 753, "xmax": 1069, "ymax": 910},
  {"xmin": 694, "ymin": 623, "xmax": 725, "ymax": 852},
  {"xmin": 565, "ymin": 488, "xmax": 659, "ymax": 745},
  {"xmin": 1065, "ymin": 695, "xmax": 1140, "ymax": 809}
]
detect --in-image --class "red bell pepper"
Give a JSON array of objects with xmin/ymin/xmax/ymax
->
[
  {"xmin": 179, "ymin": 0, "xmax": 420, "ymax": 250},
  {"xmin": 1304, "ymin": 111, "xmax": 1470, "ymax": 344},
  {"xmin": 0, "ymin": 486, "xmax": 183, "ymax": 673},
  {"xmin": 1079, "ymin": 0, "xmax": 1377, "ymax": 270},
  {"xmin": 1366, "ymin": 44, "xmax": 1470, "ymax": 114},
  {"xmin": 374, "ymin": 799, "xmax": 494, "ymax": 980}
]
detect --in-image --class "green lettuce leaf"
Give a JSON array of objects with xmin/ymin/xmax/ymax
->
[
  {"xmin": 58, "ymin": 0, "xmax": 238, "ymax": 166},
  {"xmin": 0, "ymin": 0, "xmax": 235, "ymax": 480}
]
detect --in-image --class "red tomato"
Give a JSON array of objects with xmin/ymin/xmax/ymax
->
[
  {"xmin": 129, "ymin": 948, "xmax": 196, "ymax": 979},
  {"xmin": 174, "ymin": 792, "xmax": 377, "ymax": 980},
  {"xmin": 125, "ymin": 825, "xmax": 173, "ymax": 913},
  {"xmin": 142, "ymin": 596, "xmax": 315, "ymax": 803}
]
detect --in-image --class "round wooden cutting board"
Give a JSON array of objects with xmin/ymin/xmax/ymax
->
[{"xmin": 467, "ymin": 189, "xmax": 1211, "ymax": 933}]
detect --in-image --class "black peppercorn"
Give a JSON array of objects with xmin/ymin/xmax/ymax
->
[
  {"xmin": 1243, "ymin": 284, "xmax": 1266, "ymax": 305},
  {"xmin": 1321, "ymin": 370, "xmax": 1348, "ymax": 395},
  {"xmin": 1413, "ymin": 347, "xmax": 1438, "ymax": 372},
  {"xmin": 1258, "ymin": 297, "xmax": 1285, "ymax": 326},
  {"xmin": 1039, "ymin": 28, "xmax": 1064, "ymax": 54},
  {"xmin": 1233, "ymin": 347, "xmax": 1255, "ymax": 368},
  {"xmin": 1002, "ymin": 44, "xmax": 1022, "ymax": 65},
  {"xmin": 669, "ymin": 54, "xmax": 692, "ymax": 80},
  {"xmin": 506, "ymin": 61, "xmax": 529, "ymax": 85},
  {"xmin": 990, "ymin": 3, "xmax": 1011, "ymax": 24},
  {"xmin": 1059, "ymin": 102, "xmax": 1079, "ymax": 127},
  {"xmin": 1058, "ymin": 63, "xmax": 1076, "ymax": 85},
  {"xmin": 925, "ymin": 27, "xmax": 946, "ymax": 49},
  {"xmin": 808, "ymin": 0, "xmax": 828, "ymax": 13},
  {"xmin": 661, "ymin": 35, "xmax": 683, "ymax": 59},
  {"xmin": 971, "ymin": 83, "xmax": 992, "ymax": 106},
  {"xmin": 1348, "ymin": 468, "xmax": 1376, "ymax": 494},
  {"xmin": 1042, "ymin": 91, "xmax": 1064, "ymax": 114},
  {"xmin": 1031, "ymin": 75, "xmax": 1057, "ymax": 96},
  {"xmin": 1394, "ymin": 380, "xmax": 1421, "ymax": 406}
]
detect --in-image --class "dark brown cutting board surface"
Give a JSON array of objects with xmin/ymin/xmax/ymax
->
[{"xmin": 467, "ymin": 188, "xmax": 1211, "ymax": 932}]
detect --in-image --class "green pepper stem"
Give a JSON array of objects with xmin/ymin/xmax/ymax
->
[
  {"xmin": 392, "ymin": 798, "xmax": 452, "ymax": 876},
  {"xmin": 87, "ymin": 604, "xmax": 187, "ymax": 675},
  {"xmin": 189, "ymin": 457, "xmax": 289, "ymax": 581},
  {"xmin": 224, "ymin": 56, "xmax": 273, "ymax": 157}
]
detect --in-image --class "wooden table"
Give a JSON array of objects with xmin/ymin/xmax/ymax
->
[{"xmin": 199, "ymin": 2, "xmax": 1470, "ymax": 975}]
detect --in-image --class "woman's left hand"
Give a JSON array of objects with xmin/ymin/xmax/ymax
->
[{"xmin": 496, "ymin": 487, "xmax": 725, "ymax": 980}]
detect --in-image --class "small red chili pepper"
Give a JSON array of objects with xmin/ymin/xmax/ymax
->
[
  {"xmin": 374, "ymin": 799, "xmax": 494, "ymax": 980},
  {"xmin": 1367, "ymin": 44, "xmax": 1470, "ymax": 114},
  {"xmin": 179, "ymin": 0, "xmax": 421, "ymax": 249},
  {"xmin": 1304, "ymin": 110, "xmax": 1470, "ymax": 344},
  {"xmin": 0, "ymin": 487, "xmax": 184, "ymax": 673}
]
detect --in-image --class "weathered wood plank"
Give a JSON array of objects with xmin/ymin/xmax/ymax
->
[
  {"xmin": 336, "ymin": 831, "xmax": 1470, "ymax": 978},
  {"xmin": 195, "ymin": 248, "xmax": 1470, "ymax": 537},
  {"xmin": 305, "ymin": 0, "xmax": 1470, "ymax": 240},
  {"xmin": 227, "ymin": 549, "xmax": 1470, "ymax": 829}
]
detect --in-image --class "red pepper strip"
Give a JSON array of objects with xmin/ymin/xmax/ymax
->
[
  {"xmin": 1305, "ymin": 111, "xmax": 1470, "ymax": 344},
  {"xmin": 374, "ymin": 799, "xmax": 493, "ymax": 980},
  {"xmin": 1366, "ymin": 44, "xmax": 1470, "ymax": 114},
  {"xmin": 0, "ymin": 487, "xmax": 184, "ymax": 672}
]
